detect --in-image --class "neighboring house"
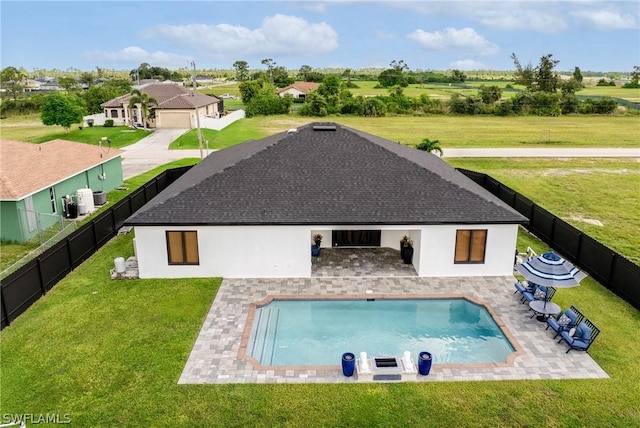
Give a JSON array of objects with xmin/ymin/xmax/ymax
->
[
  {"xmin": 277, "ymin": 82, "xmax": 319, "ymax": 99},
  {"xmin": 0, "ymin": 139, "xmax": 124, "ymax": 243},
  {"xmin": 125, "ymin": 123, "xmax": 528, "ymax": 279},
  {"xmin": 101, "ymin": 82, "xmax": 222, "ymax": 129}
]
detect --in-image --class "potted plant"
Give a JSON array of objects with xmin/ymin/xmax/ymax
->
[
  {"xmin": 313, "ymin": 233, "xmax": 323, "ymax": 247},
  {"xmin": 400, "ymin": 235, "xmax": 413, "ymax": 264}
]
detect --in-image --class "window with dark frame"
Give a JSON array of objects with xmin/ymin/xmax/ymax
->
[
  {"xmin": 454, "ymin": 229, "xmax": 487, "ymax": 263},
  {"xmin": 166, "ymin": 231, "xmax": 199, "ymax": 265}
]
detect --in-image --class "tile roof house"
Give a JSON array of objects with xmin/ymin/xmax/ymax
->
[
  {"xmin": 277, "ymin": 82, "xmax": 319, "ymax": 99},
  {"xmin": 101, "ymin": 82, "xmax": 222, "ymax": 129},
  {"xmin": 0, "ymin": 139, "xmax": 124, "ymax": 242},
  {"xmin": 125, "ymin": 123, "xmax": 527, "ymax": 279}
]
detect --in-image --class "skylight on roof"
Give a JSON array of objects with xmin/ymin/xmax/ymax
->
[{"xmin": 312, "ymin": 125, "xmax": 337, "ymax": 131}]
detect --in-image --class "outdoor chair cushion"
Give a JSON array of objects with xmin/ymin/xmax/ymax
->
[
  {"xmin": 574, "ymin": 322, "xmax": 592, "ymax": 343},
  {"xmin": 560, "ymin": 322, "xmax": 593, "ymax": 351},
  {"xmin": 534, "ymin": 288, "xmax": 547, "ymax": 300},
  {"xmin": 546, "ymin": 309, "xmax": 579, "ymax": 338},
  {"xmin": 514, "ymin": 281, "xmax": 527, "ymax": 294},
  {"xmin": 557, "ymin": 314, "xmax": 571, "ymax": 327}
]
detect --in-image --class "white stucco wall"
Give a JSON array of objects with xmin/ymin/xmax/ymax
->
[
  {"xmin": 134, "ymin": 225, "xmax": 312, "ymax": 278},
  {"xmin": 134, "ymin": 223, "xmax": 518, "ymax": 279},
  {"xmin": 417, "ymin": 224, "xmax": 518, "ymax": 277}
]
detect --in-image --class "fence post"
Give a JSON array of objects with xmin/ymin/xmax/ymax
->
[
  {"xmin": 37, "ymin": 257, "xmax": 47, "ymax": 296},
  {"xmin": 1, "ymin": 285, "xmax": 10, "ymax": 327},
  {"xmin": 92, "ymin": 220, "xmax": 99, "ymax": 251},
  {"xmin": 110, "ymin": 208, "xmax": 117, "ymax": 237}
]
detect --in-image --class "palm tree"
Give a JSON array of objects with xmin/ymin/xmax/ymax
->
[
  {"xmin": 415, "ymin": 137, "xmax": 443, "ymax": 157},
  {"xmin": 128, "ymin": 89, "xmax": 158, "ymax": 130}
]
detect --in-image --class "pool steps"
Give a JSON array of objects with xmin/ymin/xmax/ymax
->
[{"xmin": 249, "ymin": 307, "xmax": 281, "ymax": 365}]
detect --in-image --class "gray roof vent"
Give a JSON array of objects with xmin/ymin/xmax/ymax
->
[{"xmin": 312, "ymin": 125, "xmax": 337, "ymax": 131}]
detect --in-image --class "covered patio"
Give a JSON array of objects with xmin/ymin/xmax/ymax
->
[{"xmin": 311, "ymin": 247, "xmax": 417, "ymax": 277}]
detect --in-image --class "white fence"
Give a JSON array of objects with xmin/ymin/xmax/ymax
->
[
  {"xmin": 201, "ymin": 109, "xmax": 245, "ymax": 131},
  {"xmin": 83, "ymin": 113, "xmax": 106, "ymax": 126}
]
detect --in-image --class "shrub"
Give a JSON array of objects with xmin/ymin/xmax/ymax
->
[
  {"xmin": 87, "ymin": 119, "xmax": 94, "ymax": 127},
  {"xmin": 104, "ymin": 119, "xmax": 114, "ymax": 127}
]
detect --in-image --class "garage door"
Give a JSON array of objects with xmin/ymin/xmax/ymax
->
[{"xmin": 159, "ymin": 111, "xmax": 191, "ymax": 128}]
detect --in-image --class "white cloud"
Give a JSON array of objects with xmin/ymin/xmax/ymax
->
[
  {"xmin": 139, "ymin": 14, "xmax": 338, "ymax": 58},
  {"xmin": 407, "ymin": 27, "xmax": 499, "ymax": 56},
  {"xmin": 571, "ymin": 9, "xmax": 638, "ymax": 30},
  {"xmin": 450, "ymin": 59, "xmax": 485, "ymax": 70},
  {"xmin": 473, "ymin": 9, "xmax": 568, "ymax": 34},
  {"xmin": 82, "ymin": 46, "xmax": 192, "ymax": 68},
  {"xmin": 388, "ymin": 2, "xmax": 568, "ymax": 34}
]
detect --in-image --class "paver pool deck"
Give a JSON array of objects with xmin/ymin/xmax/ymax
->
[{"xmin": 179, "ymin": 250, "xmax": 608, "ymax": 384}]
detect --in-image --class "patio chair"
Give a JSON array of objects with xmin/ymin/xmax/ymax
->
[
  {"xmin": 522, "ymin": 284, "xmax": 555, "ymax": 304},
  {"xmin": 546, "ymin": 305, "xmax": 584, "ymax": 339},
  {"xmin": 513, "ymin": 280, "xmax": 528, "ymax": 296},
  {"xmin": 558, "ymin": 318, "xmax": 600, "ymax": 353}
]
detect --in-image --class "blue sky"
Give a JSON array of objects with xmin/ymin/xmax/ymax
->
[{"xmin": 1, "ymin": 1, "xmax": 638, "ymax": 73}]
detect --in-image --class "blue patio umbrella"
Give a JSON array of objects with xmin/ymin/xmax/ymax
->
[
  {"xmin": 515, "ymin": 251, "xmax": 587, "ymax": 288},
  {"xmin": 516, "ymin": 252, "xmax": 587, "ymax": 309}
]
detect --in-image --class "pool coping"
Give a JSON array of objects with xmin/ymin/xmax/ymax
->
[
  {"xmin": 238, "ymin": 293, "xmax": 525, "ymax": 371},
  {"xmin": 178, "ymin": 276, "xmax": 610, "ymax": 384}
]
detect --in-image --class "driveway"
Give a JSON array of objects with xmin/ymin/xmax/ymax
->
[{"xmin": 121, "ymin": 129, "xmax": 205, "ymax": 179}]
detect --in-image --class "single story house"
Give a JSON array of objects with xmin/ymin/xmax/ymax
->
[
  {"xmin": 125, "ymin": 123, "xmax": 528, "ymax": 279},
  {"xmin": 0, "ymin": 139, "xmax": 124, "ymax": 243},
  {"xmin": 277, "ymin": 82, "xmax": 319, "ymax": 99},
  {"xmin": 101, "ymin": 82, "xmax": 222, "ymax": 129}
]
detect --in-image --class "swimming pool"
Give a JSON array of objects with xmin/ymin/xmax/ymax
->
[{"xmin": 245, "ymin": 297, "xmax": 515, "ymax": 366}]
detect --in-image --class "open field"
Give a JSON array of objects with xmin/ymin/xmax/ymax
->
[
  {"xmin": 1, "ymin": 231, "xmax": 639, "ymax": 426},
  {"xmin": 447, "ymin": 158, "xmax": 640, "ymax": 265},
  {"xmin": 171, "ymin": 115, "xmax": 640, "ymax": 149},
  {"xmin": 201, "ymin": 80, "xmax": 640, "ymax": 103}
]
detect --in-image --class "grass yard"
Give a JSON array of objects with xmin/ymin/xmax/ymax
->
[
  {"xmin": 446, "ymin": 158, "xmax": 640, "ymax": 265},
  {"xmin": 169, "ymin": 119, "xmax": 265, "ymax": 150},
  {"xmin": 1, "ymin": 232, "xmax": 639, "ymax": 426},
  {"xmin": 0, "ymin": 114, "xmax": 68, "ymax": 141},
  {"xmin": 0, "ymin": 114, "xmax": 149, "ymax": 147}
]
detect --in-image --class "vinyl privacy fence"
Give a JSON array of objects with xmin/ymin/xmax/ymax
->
[{"xmin": 458, "ymin": 168, "xmax": 640, "ymax": 311}]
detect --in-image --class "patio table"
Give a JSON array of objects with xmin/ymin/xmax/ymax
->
[{"xmin": 529, "ymin": 300, "xmax": 561, "ymax": 322}]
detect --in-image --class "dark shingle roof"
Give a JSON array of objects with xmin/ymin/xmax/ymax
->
[{"xmin": 125, "ymin": 123, "xmax": 528, "ymax": 226}]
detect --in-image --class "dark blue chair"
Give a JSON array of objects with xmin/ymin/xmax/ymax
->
[
  {"xmin": 546, "ymin": 305, "xmax": 584, "ymax": 339},
  {"xmin": 514, "ymin": 280, "xmax": 527, "ymax": 296},
  {"xmin": 522, "ymin": 284, "xmax": 555, "ymax": 304},
  {"xmin": 558, "ymin": 319, "xmax": 600, "ymax": 353}
]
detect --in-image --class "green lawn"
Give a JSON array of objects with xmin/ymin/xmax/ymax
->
[
  {"xmin": 1, "ymin": 231, "xmax": 639, "ymax": 426},
  {"xmin": 214, "ymin": 115, "xmax": 639, "ymax": 149},
  {"xmin": 447, "ymin": 158, "xmax": 640, "ymax": 265},
  {"xmin": 0, "ymin": 114, "xmax": 150, "ymax": 147},
  {"xmin": 169, "ymin": 119, "xmax": 268, "ymax": 150},
  {"xmin": 30, "ymin": 126, "xmax": 150, "ymax": 148}
]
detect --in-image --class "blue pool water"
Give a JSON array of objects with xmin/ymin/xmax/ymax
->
[{"xmin": 247, "ymin": 298, "xmax": 514, "ymax": 366}]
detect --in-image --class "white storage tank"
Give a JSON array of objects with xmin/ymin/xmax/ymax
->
[
  {"xmin": 114, "ymin": 257, "xmax": 126, "ymax": 274},
  {"xmin": 76, "ymin": 188, "xmax": 95, "ymax": 214}
]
